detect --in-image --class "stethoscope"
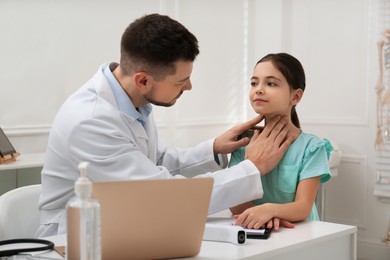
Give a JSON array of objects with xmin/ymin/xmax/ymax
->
[{"xmin": 0, "ymin": 238, "xmax": 54, "ymax": 257}]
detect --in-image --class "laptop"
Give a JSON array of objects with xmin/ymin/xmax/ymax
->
[{"xmin": 92, "ymin": 178, "xmax": 214, "ymax": 260}]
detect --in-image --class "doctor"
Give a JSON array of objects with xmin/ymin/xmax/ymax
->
[{"xmin": 36, "ymin": 13, "xmax": 295, "ymax": 237}]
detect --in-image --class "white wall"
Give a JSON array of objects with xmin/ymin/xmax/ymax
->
[{"xmin": 0, "ymin": 0, "xmax": 388, "ymax": 258}]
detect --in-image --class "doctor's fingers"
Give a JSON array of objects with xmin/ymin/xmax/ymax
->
[
  {"xmin": 233, "ymin": 115, "xmax": 264, "ymax": 135},
  {"xmin": 278, "ymin": 133, "xmax": 295, "ymax": 154},
  {"xmin": 260, "ymin": 115, "xmax": 286, "ymax": 139},
  {"xmin": 214, "ymin": 133, "xmax": 249, "ymax": 155},
  {"xmin": 252, "ymin": 119, "xmax": 291, "ymax": 153}
]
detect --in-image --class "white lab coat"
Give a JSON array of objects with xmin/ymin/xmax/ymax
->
[{"xmin": 37, "ymin": 64, "xmax": 263, "ymax": 237}]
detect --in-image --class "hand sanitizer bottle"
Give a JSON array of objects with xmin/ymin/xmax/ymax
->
[{"xmin": 66, "ymin": 162, "xmax": 101, "ymax": 260}]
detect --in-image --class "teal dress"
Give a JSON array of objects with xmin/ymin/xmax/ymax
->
[{"xmin": 229, "ymin": 132, "xmax": 333, "ymax": 221}]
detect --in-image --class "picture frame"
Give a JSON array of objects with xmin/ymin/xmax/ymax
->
[{"xmin": 0, "ymin": 127, "xmax": 19, "ymax": 163}]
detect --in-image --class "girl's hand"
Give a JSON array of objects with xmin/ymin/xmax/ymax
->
[
  {"xmin": 233, "ymin": 204, "xmax": 273, "ymax": 229},
  {"xmin": 234, "ymin": 213, "xmax": 295, "ymax": 231},
  {"xmin": 269, "ymin": 218, "xmax": 295, "ymax": 231}
]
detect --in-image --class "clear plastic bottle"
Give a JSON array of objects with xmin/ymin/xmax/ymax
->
[{"xmin": 66, "ymin": 162, "xmax": 101, "ymax": 260}]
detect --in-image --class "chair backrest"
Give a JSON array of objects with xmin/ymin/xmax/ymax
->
[{"xmin": 0, "ymin": 184, "xmax": 41, "ymax": 240}]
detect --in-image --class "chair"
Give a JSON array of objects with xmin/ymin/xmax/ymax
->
[{"xmin": 0, "ymin": 184, "xmax": 41, "ymax": 240}]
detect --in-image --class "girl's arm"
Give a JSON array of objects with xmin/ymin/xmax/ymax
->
[
  {"xmin": 234, "ymin": 176, "xmax": 320, "ymax": 229},
  {"xmin": 231, "ymin": 201, "xmax": 296, "ymax": 231}
]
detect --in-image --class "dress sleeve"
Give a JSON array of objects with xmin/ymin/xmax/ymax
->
[
  {"xmin": 300, "ymin": 138, "xmax": 334, "ymax": 184},
  {"xmin": 228, "ymin": 147, "xmax": 246, "ymax": 168}
]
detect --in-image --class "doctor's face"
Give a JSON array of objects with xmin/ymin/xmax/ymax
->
[{"xmin": 144, "ymin": 61, "xmax": 193, "ymax": 107}]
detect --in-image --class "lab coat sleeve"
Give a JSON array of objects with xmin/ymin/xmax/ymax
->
[
  {"xmin": 155, "ymin": 139, "xmax": 263, "ymax": 213},
  {"xmin": 200, "ymin": 160, "xmax": 263, "ymax": 214},
  {"xmin": 155, "ymin": 138, "xmax": 227, "ymax": 177}
]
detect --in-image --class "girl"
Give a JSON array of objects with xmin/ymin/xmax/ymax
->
[{"xmin": 230, "ymin": 53, "xmax": 333, "ymax": 230}]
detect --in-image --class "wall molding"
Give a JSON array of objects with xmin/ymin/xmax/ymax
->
[
  {"xmin": 374, "ymin": 188, "xmax": 390, "ymax": 203},
  {"xmin": 2, "ymin": 118, "xmax": 241, "ymax": 137},
  {"xmin": 326, "ymin": 154, "xmax": 368, "ymax": 230},
  {"xmin": 341, "ymin": 154, "xmax": 368, "ymax": 163},
  {"xmin": 176, "ymin": 118, "xmax": 242, "ymax": 128},
  {"xmin": 357, "ymin": 239, "xmax": 390, "ymax": 260},
  {"xmin": 2, "ymin": 125, "xmax": 51, "ymax": 137},
  {"xmin": 345, "ymin": 155, "xmax": 368, "ymax": 230},
  {"xmin": 301, "ymin": 116, "xmax": 369, "ymax": 126},
  {"xmin": 171, "ymin": 116, "xmax": 370, "ymax": 128},
  {"xmin": 2, "ymin": 117, "xmax": 370, "ymax": 135}
]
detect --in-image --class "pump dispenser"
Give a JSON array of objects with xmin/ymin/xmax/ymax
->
[
  {"xmin": 75, "ymin": 162, "xmax": 92, "ymax": 199},
  {"xmin": 66, "ymin": 162, "xmax": 101, "ymax": 260}
]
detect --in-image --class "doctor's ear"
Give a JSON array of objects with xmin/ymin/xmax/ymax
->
[{"xmin": 134, "ymin": 72, "xmax": 150, "ymax": 91}]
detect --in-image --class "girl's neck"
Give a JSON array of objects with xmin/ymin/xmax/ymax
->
[
  {"xmin": 264, "ymin": 114, "xmax": 302, "ymax": 136},
  {"xmin": 264, "ymin": 114, "xmax": 292, "ymax": 125}
]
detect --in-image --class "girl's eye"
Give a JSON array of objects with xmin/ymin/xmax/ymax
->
[
  {"xmin": 250, "ymin": 81, "xmax": 257, "ymax": 87},
  {"xmin": 267, "ymin": 81, "xmax": 277, "ymax": 87}
]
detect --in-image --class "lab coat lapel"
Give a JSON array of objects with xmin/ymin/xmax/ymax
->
[
  {"xmin": 92, "ymin": 64, "xmax": 152, "ymax": 157},
  {"xmin": 123, "ymin": 116, "xmax": 150, "ymax": 156},
  {"xmin": 143, "ymin": 112, "xmax": 158, "ymax": 162}
]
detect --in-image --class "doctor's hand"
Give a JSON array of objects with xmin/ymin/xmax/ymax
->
[
  {"xmin": 213, "ymin": 115, "xmax": 263, "ymax": 155},
  {"xmin": 245, "ymin": 115, "xmax": 296, "ymax": 175}
]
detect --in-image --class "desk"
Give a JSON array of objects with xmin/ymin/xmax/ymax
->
[
  {"xmin": 0, "ymin": 153, "xmax": 45, "ymax": 171},
  {"xmin": 0, "ymin": 153, "xmax": 44, "ymax": 194},
  {"xmin": 193, "ymin": 220, "xmax": 357, "ymax": 259},
  {"xmin": 41, "ymin": 220, "xmax": 356, "ymax": 260}
]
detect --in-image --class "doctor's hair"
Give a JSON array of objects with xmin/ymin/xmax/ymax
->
[
  {"xmin": 120, "ymin": 13, "xmax": 199, "ymax": 81},
  {"xmin": 257, "ymin": 53, "xmax": 306, "ymax": 129}
]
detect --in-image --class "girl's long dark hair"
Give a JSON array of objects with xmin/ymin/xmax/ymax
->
[{"xmin": 257, "ymin": 53, "xmax": 306, "ymax": 128}]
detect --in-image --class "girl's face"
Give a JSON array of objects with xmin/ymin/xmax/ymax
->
[{"xmin": 249, "ymin": 61, "xmax": 302, "ymax": 119}]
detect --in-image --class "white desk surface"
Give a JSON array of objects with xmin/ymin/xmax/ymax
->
[
  {"xmin": 40, "ymin": 220, "xmax": 356, "ymax": 260},
  {"xmin": 191, "ymin": 220, "xmax": 357, "ymax": 259},
  {"xmin": 0, "ymin": 153, "xmax": 45, "ymax": 171}
]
